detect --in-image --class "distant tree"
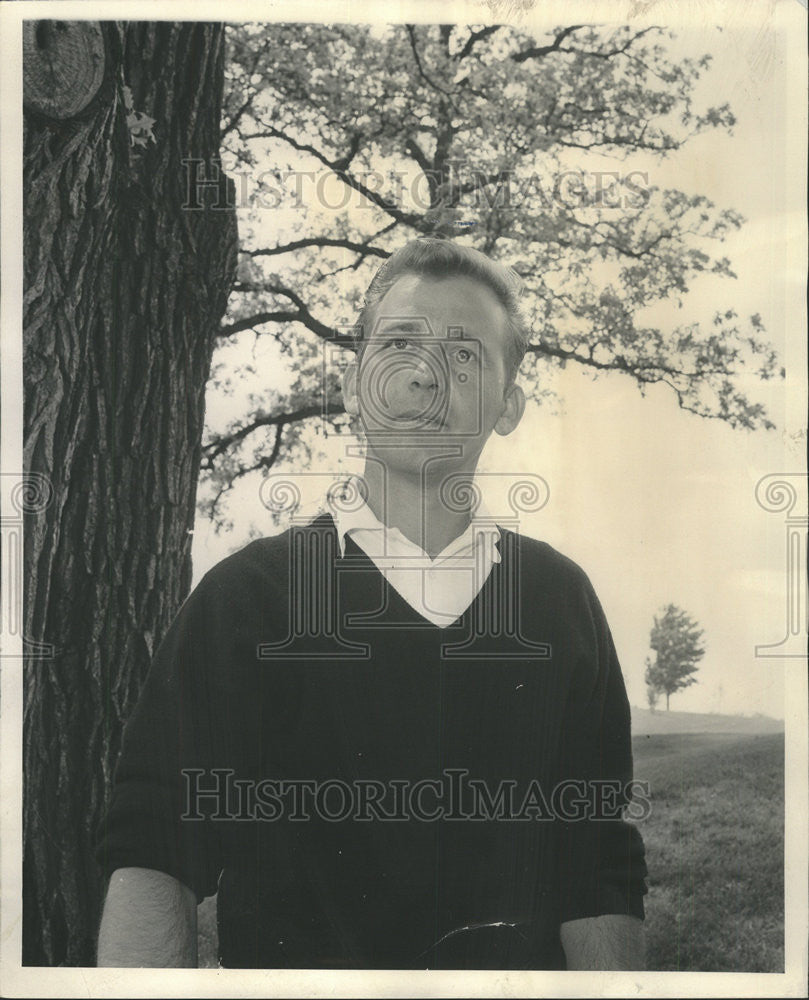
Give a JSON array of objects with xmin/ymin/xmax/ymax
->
[
  {"xmin": 645, "ymin": 675, "xmax": 660, "ymax": 712},
  {"xmin": 644, "ymin": 604, "xmax": 706, "ymax": 710}
]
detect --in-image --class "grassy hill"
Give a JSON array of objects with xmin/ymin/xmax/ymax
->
[
  {"xmin": 634, "ymin": 731, "xmax": 784, "ymax": 971},
  {"xmin": 631, "ymin": 705, "xmax": 784, "ymax": 736}
]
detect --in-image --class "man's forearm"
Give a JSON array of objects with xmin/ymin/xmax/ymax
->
[
  {"xmin": 560, "ymin": 914, "xmax": 645, "ymax": 970},
  {"xmin": 97, "ymin": 867, "xmax": 198, "ymax": 967}
]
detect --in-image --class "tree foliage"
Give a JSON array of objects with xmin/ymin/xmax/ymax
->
[
  {"xmin": 201, "ymin": 20, "xmax": 781, "ymax": 527},
  {"xmin": 644, "ymin": 603, "xmax": 706, "ymax": 711}
]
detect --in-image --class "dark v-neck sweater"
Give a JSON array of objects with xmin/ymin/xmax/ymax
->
[{"xmin": 95, "ymin": 513, "xmax": 646, "ymax": 969}]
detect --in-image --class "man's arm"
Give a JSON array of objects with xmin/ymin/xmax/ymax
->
[
  {"xmin": 561, "ymin": 914, "xmax": 645, "ymax": 970},
  {"xmin": 94, "ymin": 572, "xmax": 228, "ymax": 965},
  {"xmin": 97, "ymin": 867, "xmax": 198, "ymax": 967},
  {"xmin": 555, "ymin": 570, "xmax": 648, "ymax": 970}
]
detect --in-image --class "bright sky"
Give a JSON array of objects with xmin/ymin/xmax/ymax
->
[{"xmin": 191, "ymin": 5, "xmax": 806, "ymax": 721}]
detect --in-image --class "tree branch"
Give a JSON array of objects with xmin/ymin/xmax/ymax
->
[
  {"xmin": 221, "ymin": 44, "xmax": 265, "ymax": 140},
  {"xmin": 405, "ymin": 135, "xmax": 433, "ymax": 175},
  {"xmin": 217, "ymin": 309, "xmax": 309, "ymax": 339},
  {"xmin": 247, "ymin": 237, "xmax": 390, "ymax": 260},
  {"xmin": 526, "ymin": 341, "xmax": 722, "ymax": 380},
  {"xmin": 221, "ymin": 94, "xmax": 256, "ymax": 142},
  {"xmin": 201, "ymin": 402, "xmax": 345, "ymax": 465},
  {"xmin": 405, "ymin": 24, "xmax": 458, "ymax": 108},
  {"xmin": 512, "ymin": 25, "xmax": 659, "ymax": 63},
  {"xmin": 218, "ymin": 288, "xmax": 355, "ymax": 346},
  {"xmin": 511, "ymin": 25, "xmax": 586, "ymax": 63},
  {"xmin": 248, "ymin": 120, "xmax": 424, "ymax": 228},
  {"xmin": 332, "ymin": 130, "xmax": 363, "ymax": 172},
  {"xmin": 567, "ymin": 25, "xmax": 661, "ymax": 61},
  {"xmin": 456, "ymin": 25, "xmax": 500, "ymax": 61}
]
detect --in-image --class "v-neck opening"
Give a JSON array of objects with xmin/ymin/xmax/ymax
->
[{"xmin": 321, "ymin": 512, "xmax": 508, "ymax": 631}]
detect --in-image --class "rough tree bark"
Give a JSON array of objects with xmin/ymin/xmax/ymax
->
[{"xmin": 23, "ymin": 20, "xmax": 238, "ymax": 966}]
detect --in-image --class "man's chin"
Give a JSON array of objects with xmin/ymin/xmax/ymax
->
[{"xmin": 364, "ymin": 435, "xmax": 471, "ymax": 465}]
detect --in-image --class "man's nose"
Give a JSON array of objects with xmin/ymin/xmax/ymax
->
[
  {"xmin": 373, "ymin": 345, "xmax": 450, "ymax": 423},
  {"xmin": 408, "ymin": 357, "xmax": 440, "ymax": 392}
]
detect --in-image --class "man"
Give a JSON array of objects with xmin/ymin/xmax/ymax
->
[{"xmin": 96, "ymin": 238, "xmax": 647, "ymax": 969}]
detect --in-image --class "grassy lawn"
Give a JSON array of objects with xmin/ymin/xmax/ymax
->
[
  {"xmin": 634, "ymin": 731, "xmax": 784, "ymax": 972},
  {"xmin": 198, "ymin": 731, "xmax": 784, "ymax": 971}
]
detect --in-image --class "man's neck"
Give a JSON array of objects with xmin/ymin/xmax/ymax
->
[{"xmin": 359, "ymin": 460, "xmax": 476, "ymax": 559}]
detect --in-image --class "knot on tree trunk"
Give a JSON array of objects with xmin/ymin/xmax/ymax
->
[{"xmin": 23, "ymin": 20, "xmax": 106, "ymax": 119}]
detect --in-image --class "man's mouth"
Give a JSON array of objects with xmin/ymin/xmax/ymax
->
[
  {"xmin": 384, "ymin": 406, "xmax": 445, "ymax": 424},
  {"xmin": 388, "ymin": 413, "xmax": 446, "ymax": 430}
]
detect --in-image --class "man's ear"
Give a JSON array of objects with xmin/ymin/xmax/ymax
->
[
  {"xmin": 342, "ymin": 360, "xmax": 360, "ymax": 416},
  {"xmin": 494, "ymin": 383, "xmax": 526, "ymax": 436}
]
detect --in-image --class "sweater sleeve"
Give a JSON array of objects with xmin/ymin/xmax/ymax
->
[
  {"xmin": 555, "ymin": 571, "xmax": 648, "ymax": 924},
  {"xmin": 93, "ymin": 570, "xmax": 229, "ymax": 903}
]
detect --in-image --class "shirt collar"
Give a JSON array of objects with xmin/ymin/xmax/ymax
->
[{"xmin": 326, "ymin": 477, "xmax": 501, "ymax": 563}]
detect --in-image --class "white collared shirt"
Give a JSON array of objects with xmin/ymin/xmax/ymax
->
[{"xmin": 326, "ymin": 480, "xmax": 501, "ymax": 628}]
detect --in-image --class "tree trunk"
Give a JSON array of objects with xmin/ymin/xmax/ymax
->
[
  {"xmin": 23, "ymin": 20, "xmax": 237, "ymax": 966},
  {"xmin": 666, "ymin": 693, "xmax": 670, "ymax": 711}
]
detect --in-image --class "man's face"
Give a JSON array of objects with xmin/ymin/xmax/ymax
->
[{"xmin": 343, "ymin": 273, "xmax": 525, "ymax": 478}]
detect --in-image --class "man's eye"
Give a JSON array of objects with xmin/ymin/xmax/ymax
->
[{"xmin": 390, "ymin": 338, "xmax": 409, "ymax": 350}]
